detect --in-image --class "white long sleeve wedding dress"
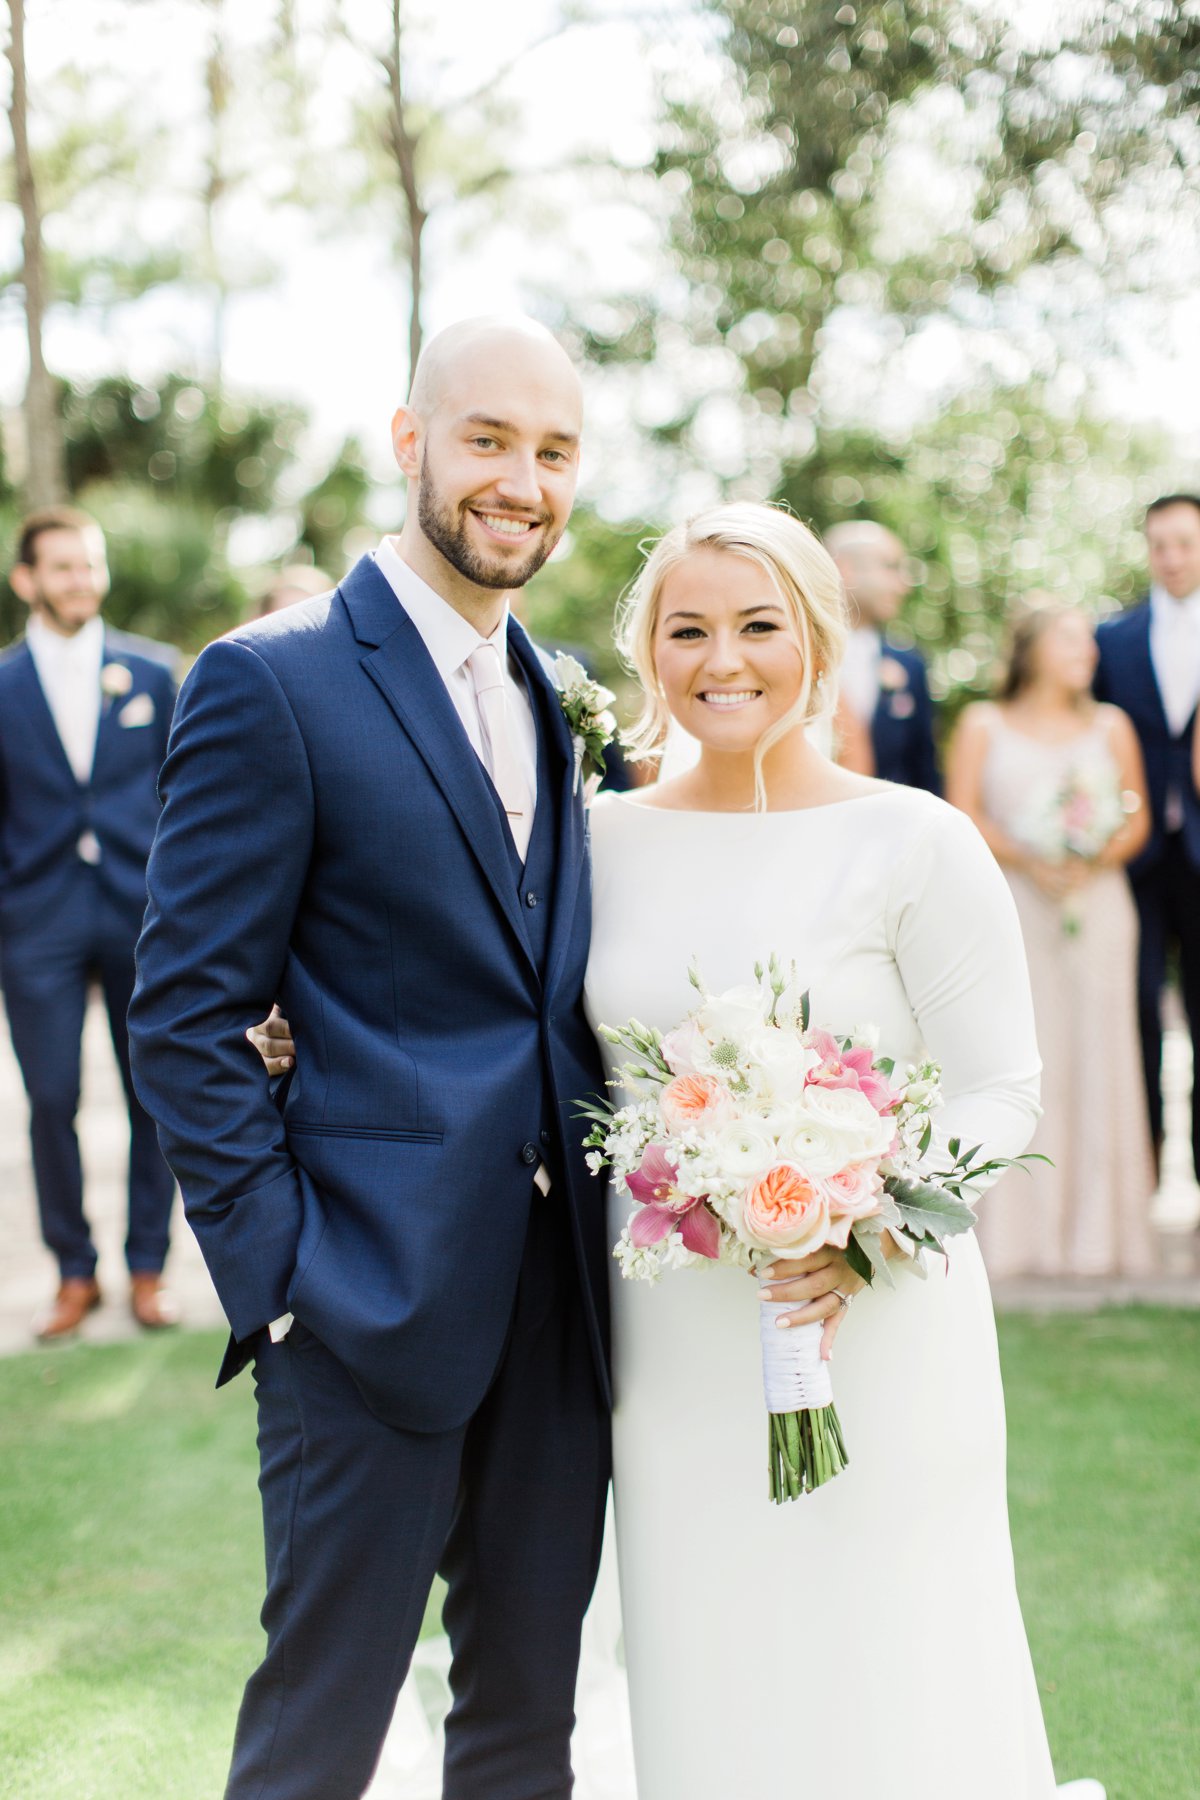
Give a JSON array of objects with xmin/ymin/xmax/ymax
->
[
  {"xmin": 370, "ymin": 783, "xmax": 1103, "ymax": 1800},
  {"xmin": 583, "ymin": 784, "xmax": 1059, "ymax": 1800}
]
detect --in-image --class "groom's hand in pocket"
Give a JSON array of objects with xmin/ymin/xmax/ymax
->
[
  {"xmin": 758, "ymin": 1247, "xmax": 873, "ymax": 1360},
  {"xmin": 246, "ymin": 1006, "xmax": 296, "ymax": 1076}
]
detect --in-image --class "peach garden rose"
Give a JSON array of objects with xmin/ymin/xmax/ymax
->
[
  {"xmin": 741, "ymin": 1163, "xmax": 831, "ymax": 1258},
  {"xmin": 660, "ymin": 1073, "xmax": 736, "ymax": 1135}
]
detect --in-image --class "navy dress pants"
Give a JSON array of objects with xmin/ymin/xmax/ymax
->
[
  {"xmin": 0, "ymin": 868, "xmax": 175, "ymax": 1280},
  {"xmin": 1132, "ymin": 835, "xmax": 1200, "ymax": 1178},
  {"xmin": 226, "ymin": 1184, "xmax": 611, "ymax": 1800}
]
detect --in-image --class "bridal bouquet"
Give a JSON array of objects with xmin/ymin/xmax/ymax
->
[
  {"xmin": 582, "ymin": 956, "xmax": 1020, "ymax": 1505},
  {"xmin": 1015, "ymin": 765, "xmax": 1128, "ymax": 934}
]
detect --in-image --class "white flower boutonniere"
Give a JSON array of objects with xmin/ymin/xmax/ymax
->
[
  {"xmin": 552, "ymin": 652, "xmax": 622, "ymax": 796},
  {"xmin": 878, "ymin": 656, "xmax": 909, "ymax": 693},
  {"xmin": 100, "ymin": 662, "xmax": 134, "ymax": 700}
]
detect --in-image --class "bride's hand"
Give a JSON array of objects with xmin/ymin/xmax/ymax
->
[
  {"xmin": 246, "ymin": 1005, "xmax": 296, "ymax": 1076},
  {"xmin": 759, "ymin": 1247, "xmax": 871, "ymax": 1360}
]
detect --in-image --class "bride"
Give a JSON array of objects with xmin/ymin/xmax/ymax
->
[
  {"xmin": 256, "ymin": 501, "xmax": 1101, "ymax": 1798},
  {"xmin": 585, "ymin": 501, "xmax": 1065, "ymax": 1798}
]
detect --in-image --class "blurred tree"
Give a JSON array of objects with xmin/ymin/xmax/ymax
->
[
  {"xmin": 523, "ymin": 505, "xmax": 652, "ymax": 697},
  {"xmin": 331, "ymin": 1, "xmax": 620, "ymax": 376},
  {"xmin": 609, "ymin": 0, "xmax": 1200, "ymax": 404},
  {"xmin": 576, "ymin": 0, "xmax": 1199, "ymax": 675},
  {"xmin": 4, "ymin": 0, "xmax": 66, "ymax": 502},
  {"xmin": 0, "ymin": 372, "xmax": 371, "ymax": 654},
  {"xmin": 61, "ymin": 373, "xmax": 304, "ymax": 517},
  {"xmin": 795, "ymin": 387, "xmax": 1175, "ymax": 710},
  {"xmin": 295, "ymin": 436, "xmax": 374, "ymax": 575}
]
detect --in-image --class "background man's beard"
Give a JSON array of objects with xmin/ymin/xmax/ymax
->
[
  {"xmin": 417, "ymin": 467, "xmax": 558, "ymax": 591},
  {"xmin": 33, "ymin": 592, "xmax": 95, "ymax": 635}
]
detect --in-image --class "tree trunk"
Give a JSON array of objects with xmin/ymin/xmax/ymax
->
[
  {"xmin": 5, "ymin": 0, "xmax": 67, "ymax": 505},
  {"xmin": 386, "ymin": 0, "xmax": 427, "ymax": 379}
]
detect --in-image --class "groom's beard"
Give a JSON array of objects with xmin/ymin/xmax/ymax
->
[{"xmin": 417, "ymin": 457, "xmax": 559, "ymax": 591}]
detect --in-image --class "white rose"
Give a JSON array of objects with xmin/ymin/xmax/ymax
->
[
  {"xmin": 660, "ymin": 1018, "xmax": 703, "ymax": 1076},
  {"xmin": 796, "ymin": 1084, "xmax": 895, "ymax": 1162},
  {"xmin": 694, "ymin": 985, "xmax": 768, "ymax": 1046},
  {"xmin": 742, "ymin": 1025, "xmax": 819, "ymax": 1105}
]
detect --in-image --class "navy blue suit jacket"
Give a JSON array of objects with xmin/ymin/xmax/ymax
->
[
  {"xmin": 1094, "ymin": 600, "xmax": 1200, "ymax": 875},
  {"xmin": 0, "ymin": 626, "xmax": 177, "ymax": 938},
  {"xmin": 129, "ymin": 556, "xmax": 610, "ymax": 1433},
  {"xmin": 870, "ymin": 642, "xmax": 940, "ymax": 794}
]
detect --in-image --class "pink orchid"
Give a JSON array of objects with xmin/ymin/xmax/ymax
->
[
  {"xmin": 805, "ymin": 1029, "xmax": 901, "ymax": 1115},
  {"xmin": 626, "ymin": 1144, "xmax": 721, "ymax": 1259}
]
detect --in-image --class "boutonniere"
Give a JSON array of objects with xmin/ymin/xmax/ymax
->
[
  {"xmin": 878, "ymin": 656, "xmax": 909, "ymax": 692},
  {"xmin": 100, "ymin": 662, "xmax": 134, "ymax": 707},
  {"xmin": 551, "ymin": 652, "xmax": 622, "ymax": 797}
]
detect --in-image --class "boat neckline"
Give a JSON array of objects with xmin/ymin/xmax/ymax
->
[{"xmin": 606, "ymin": 786, "xmax": 912, "ymax": 819}]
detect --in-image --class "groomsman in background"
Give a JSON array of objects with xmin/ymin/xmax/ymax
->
[
  {"xmin": 0, "ymin": 508, "xmax": 180, "ymax": 1338},
  {"xmin": 1095, "ymin": 493, "xmax": 1200, "ymax": 1181},
  {"xmin": 825, "ymin": 520, "xmax": 941, "ymax": 793}
]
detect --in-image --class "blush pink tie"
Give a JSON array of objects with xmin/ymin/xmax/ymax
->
[{"xmin": 467, "ymin": 641, "xmax": 533, "ymax": 862}]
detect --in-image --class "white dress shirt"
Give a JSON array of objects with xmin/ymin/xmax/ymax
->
[
  {"xmin": 374, "ymin": 536, "xmax": 539, "ymax": 817},
  {"xmin": 26, "ymin": 612, "xmax": 104, "ymax": 784},
  {"xmin": 839, "ymin": 626, "xmax": 882, "ymax": 723},
  {"xmin": 1149, "ymin": 583, "xmax": 1200, "ymax": 739},
  {"xmin": 26, "ymin": 613, "xmax": 105, "ymax": 865},
  {"xmin": 267, "ymin": 539, "xmax": 548, "ymax": 1346}
]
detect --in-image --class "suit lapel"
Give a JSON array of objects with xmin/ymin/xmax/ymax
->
[
  {"xmin": 90, "ymin": 634, "xmax": 132, "ymax": 783},
  {"xmin": 509, "ymin": 626, "xmax": 586, "ymax": 998},
  {"xmin": 341, "ymin": 558, "xmax": 538, "ymax": 979},
  {"xmin": 9, "ymin": 643, "xmax": 80, "ymax": 791}
]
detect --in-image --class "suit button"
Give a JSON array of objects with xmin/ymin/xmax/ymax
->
[
  {"xmin": 520, "ymin": 1143, "xmax": 539, "ymax": 1166},
  {"xmin": 539, "ymin": 1129, "xmax": 551, "ymax": 1147},
  {"xmin": 525, "ymin": 891, "xmax": 539, "ymax": 908}
]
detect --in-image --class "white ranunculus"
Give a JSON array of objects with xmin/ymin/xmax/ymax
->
[
  {"xmin": 796, "ymin": 1084, "xmax": 895, "ymax": 1161},
  {"xmin": 774, "ymin": 1108, "xmax": 856, "ymax": 1177},
  {"xmin": 712, "ymin": 1118, "xmax": 779, "ymax": 1184}
]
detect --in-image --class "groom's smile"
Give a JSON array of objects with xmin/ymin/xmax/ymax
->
[{"xmin": 470, "ymin": 507, "xmax": 546, "ymax": 543}]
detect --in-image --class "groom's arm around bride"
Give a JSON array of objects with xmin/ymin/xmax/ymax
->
[{"xmin": 127, "ymin": 317, "xmax": 612, "ymax": 1800}]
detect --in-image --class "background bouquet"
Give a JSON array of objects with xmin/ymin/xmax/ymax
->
[
  {"xmin": 583, "ymin": 955, "xmax": 1024, "ymax": 1504},
  {"xmin": 1014, "ymin": 764, "xmax": 1130, "ymax": 933}
]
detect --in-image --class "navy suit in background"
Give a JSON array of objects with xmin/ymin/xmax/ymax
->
[
  {"xmin": 1095, "ymin": 600, "xmax": 1200, "ymax": 1175},
  {"xmin": 128, "ymin": 557, "xmax": 610, "ymax": 1800},
  {"xmin": 871, "ymin": 642, "xmax": 941, "ymax": 794},
  {"xmin": 0, "ymin": 626, "xmax": 178, "ymax": 1280}
]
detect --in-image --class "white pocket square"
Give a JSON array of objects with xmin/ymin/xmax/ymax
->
[{"xmin": 118, "ymin": 692, "xmax": 156, "ymax": 728}]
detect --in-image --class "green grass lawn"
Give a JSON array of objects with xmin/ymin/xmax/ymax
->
[
  {"xmin": 0, "ymin": 1313, "xmax": 1195, "ymax": 1799},
  {"xmin": 1000, "ymin": 1310, "xmax": 1200, "ymax": 1800}
]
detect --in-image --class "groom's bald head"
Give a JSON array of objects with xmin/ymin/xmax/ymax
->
[{"xmin": 407, "ymin": 316, "xmax": 582, "ymax": 424}]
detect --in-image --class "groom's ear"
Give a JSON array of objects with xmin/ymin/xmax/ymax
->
[{"xmin": 391, "ymin": 405, "xmax": 422, "ymax": 481}]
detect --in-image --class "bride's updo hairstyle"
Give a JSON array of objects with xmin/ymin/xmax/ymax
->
[{"xmin": 617, "ymin": 501, "xmax": 847, "ymax": 807}]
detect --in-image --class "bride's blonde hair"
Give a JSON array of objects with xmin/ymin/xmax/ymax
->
[{"xmin": 616, "ymin": 501, "xmax": 848, "ymax": 809}]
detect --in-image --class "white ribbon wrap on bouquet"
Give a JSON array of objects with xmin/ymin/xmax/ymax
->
[{"xmin": 759, "ymin": 1304, "xmax": 835, "ymax": 1413}]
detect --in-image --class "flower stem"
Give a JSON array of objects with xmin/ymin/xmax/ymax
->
[{"xmin": 767, "ymin": 1405, "xmax": 848, "ymax": 1504}]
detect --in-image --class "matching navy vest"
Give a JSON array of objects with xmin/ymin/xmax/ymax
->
[
  {"xmin": 482, "ymin": 657, "xmax": 564, "ymax": 1177},
  {"xmin": 488, "ymin": 657, "xmax": 559, "ymax": 976}
]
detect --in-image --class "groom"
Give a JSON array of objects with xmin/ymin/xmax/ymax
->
[{"xmin": 128, "ymin": 317, "xmax": 611, "ymax": 1800}]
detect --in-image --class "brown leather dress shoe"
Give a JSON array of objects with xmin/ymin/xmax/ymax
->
[
  {"xmin": 35, "ymin": 1277, "xmax": 102, "ymax": 1341},
  {"xmin": 130, "ymin": 1273, "xmax": 180, "ymax": 1329}
]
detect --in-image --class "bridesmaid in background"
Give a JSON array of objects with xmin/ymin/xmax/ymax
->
[{"xmin": 947, "ymin": 602, "xmax": 1157, "ymax": 1279}]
